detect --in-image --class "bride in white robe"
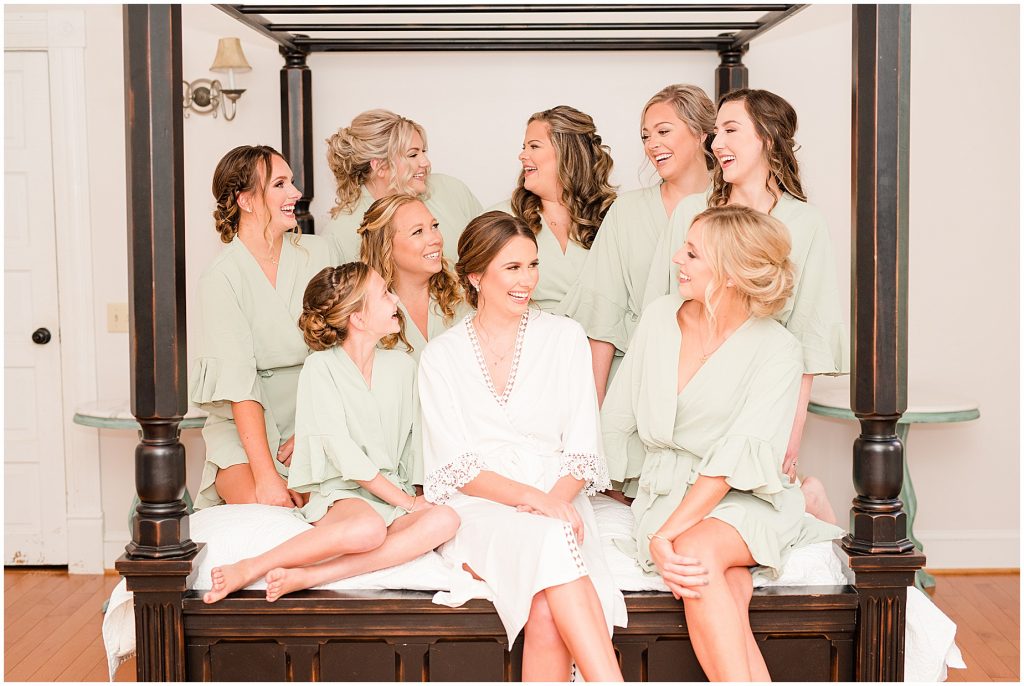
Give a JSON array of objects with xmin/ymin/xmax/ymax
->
[{"xmin": 419, "ymin": 211, "xmax": 626, "ymax": 682}]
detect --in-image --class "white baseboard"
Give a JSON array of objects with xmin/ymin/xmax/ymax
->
[{"xmin": 916, "ymin": 529, "xmax": 1019, "ymax": 569}]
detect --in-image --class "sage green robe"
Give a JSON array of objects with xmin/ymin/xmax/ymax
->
[
  {"xmin": 322, "ymin": 173, "xmax": 482, "ymax": 264},
  {"xmin": 601, "ymin": 294, "xmax": 843, "ymax": 576},
  {"xmin": 488, "ymin": 199, "xmax": 589, "ymax": 313},
  {"xmin": 641, "ymin": 192, "xmax": 849, "ymax": 375},
  {"xmin": 288, "ymin": 346, "xmax": 419, "ymax": 525},
  {"xmin": 395, "ymin": 296, "xmax": 473, "ymax": 362},
  {"xmin": 189, "ymin": 234, "xmax": 334, "ymax": 509}
]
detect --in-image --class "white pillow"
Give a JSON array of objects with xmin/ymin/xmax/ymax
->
[{"xmin": 188, "ymin": 504, "xmax": 451, "ymax": 591}]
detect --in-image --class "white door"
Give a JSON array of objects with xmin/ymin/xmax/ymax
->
[{"xmin": 4, "ymin": 50, "xmax": 68, "ymax": 564}]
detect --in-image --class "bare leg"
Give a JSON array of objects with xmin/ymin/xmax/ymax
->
[
  {"xmin": 673, "ymin": 519, "xmax": 759, "ymax": 681},
  {"xmin": 603, "ymin": 490, "xmax": 633, "ymax": 506},
  {"xmin": 800, "ymin": 476, "xmax": 838, "ymax": 525},
  {"xmin": 203, "ymin": 499, "xmax": 386, "ymax": 604},
  {"xmin": 724, "ymin": 567, "xmax": 770, "ymax": 681},
  {"xmin": 264, "ymin": 506, "xmax": 460, "ymax": 602},
  {"xmin": 521, "ymin": 593, "xmax": 572, "ymax": 682},
  {"xmin": 544, "ymin": 577, "xmax": 622, "ymax": 682},
  {"xmin": 214, "ymin": 463, "xmax": 257, "ymax": 504}
]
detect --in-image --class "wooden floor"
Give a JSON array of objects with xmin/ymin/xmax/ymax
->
[{"xmin": 3, "ymin": 568, "xmax": 1019, "ymax": 682}]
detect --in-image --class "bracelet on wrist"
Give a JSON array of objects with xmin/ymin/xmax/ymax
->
[
  {"xmin": 400, "ymin": 494, "xmax": 417, "ymax": 514},
  {"xmin": 647, "ymin": 532, "xmax": 672, "ymax": 544}
]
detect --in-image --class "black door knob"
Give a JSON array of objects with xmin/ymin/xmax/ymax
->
[{"xmin": 31, "ymin": 327, "xmax": 51, "ymax": 345}]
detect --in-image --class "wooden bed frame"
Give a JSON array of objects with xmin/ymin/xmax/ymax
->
[{"xmin": 117, "ymin": 4, "xmax": 923, "ymax": 681}]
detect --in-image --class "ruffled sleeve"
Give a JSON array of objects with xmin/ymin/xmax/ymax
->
[
  {"xmin": 188, "ymin": 270, "xmax": 262, "ymax": 408},
  {"xmin": 287, "ymin": 354, "xmax": 383, "ymax": 493},
  {"xmin": 558, "ymin": 200, "xmax": 632, "ymax": 351},
  {"xmin": 558, "ymin": 323, "xmax": 611, "ymax": 495},
  {"xmin": 418, "ymin": 341, "xmax": 485, "ymax": 504},
  {"xmin": 785, "ymin": 219, "xmax": 850, "ymax": 375},
  {"xmin": 689, "ymin": 332, "xmax": 804, "ymax": 508}
]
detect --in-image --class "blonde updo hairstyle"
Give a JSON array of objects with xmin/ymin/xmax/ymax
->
[
  {"xmin": 211, "ymin": 144, "xmax": 283, "ymax": 244},
  {"xmin": 326, "ymin": 109, "xmax": 428, "ymax": 218},
  {"xmin": 455, "ymin": 211, "xmax": 537, "ymax": 309},
  {"xmin": 358, "ymin": 194, "xmax": 462, "ymax": 348},
  {"xmin": 692, "ymin": 205, "xmax": 794, "ymax": 323},
  {"xmin": 298, "ymin": 262, "xmax": 409, "ymax": 352},
  {"xmin": 641, "ymin": 84, "xmax": 717, "ymax": 171},
  {"xmin": 510, "ymin": 105, "xmax": 616, "ymax": 249},
  {"xmin": 709, "ymin": 89, "xmax": 806, "ymax": 211}
]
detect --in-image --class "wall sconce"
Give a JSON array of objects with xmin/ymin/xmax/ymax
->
[{"xmin": 183, "ymin": 37, "xmax": 251, "ymax": 121}]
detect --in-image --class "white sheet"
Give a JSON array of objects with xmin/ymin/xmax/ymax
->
[{"xmin": 103, "ymin": 497, "xmax": 964, "ymax": 681}]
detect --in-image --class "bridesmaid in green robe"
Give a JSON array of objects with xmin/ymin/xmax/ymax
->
[
  {"xmin": 191, "ymin": 145, "xmax": 333, "ymax": 510},
  {"xmin": 489, "ymin": 105, "xmax": 616, "ymax": 313},
  {"xmin": 322, "ymin": 109, "xmax": 482, "ymax": 263},
  {"xmin": 358, "ymin": 194, "xmax": 470, "ymax": 363},
  {"xmin": 558, "ymin": 84, "xmax": 716, "ymax": 404},
  {"xmin": 640, "ymin": 90, "xmax": 848, "ymax": 523},
  {"xmin": 602, "ymin": 206, "xmax": 843, "ymax": 681},
  {"xmin": 202, "ymin": 263, "xmax": 460, "ymax": 604}
]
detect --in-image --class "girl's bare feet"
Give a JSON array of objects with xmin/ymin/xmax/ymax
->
[
  {"xmin": 265, "ymin": 567, "xmax": 317, "ymax": 602},
  {"xmin": 202, "ymin": 560, "xmax": 259, "ymax": 603}
]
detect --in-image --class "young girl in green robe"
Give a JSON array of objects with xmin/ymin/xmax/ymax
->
[{"xmin": 202, "ymin": 263, "xmax": 459, "ymax": 604}]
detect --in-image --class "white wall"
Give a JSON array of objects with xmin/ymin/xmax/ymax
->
[{"xmin": 36, "ymin": 4, "xmax": 1018, "ymax": 569}]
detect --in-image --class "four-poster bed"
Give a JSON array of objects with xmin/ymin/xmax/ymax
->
[{"xmin": 116, "ymin": 4, "xmax": 924, "ymax": 681}]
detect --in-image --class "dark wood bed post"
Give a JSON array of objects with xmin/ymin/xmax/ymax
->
[
  {"xmin": 715, "ymin": 43, "xmax": 748, "ymax": 100},
  {"xmin": 281, "ymin": 46, "xmax": 315, "ymax": 234},
  {"xmin": 115, "ymin": 4, "xmax": 205, "ymax": 681},
  {"xmin": 841, "ymin": 5, "xmax": 924, "ymax": 680}
]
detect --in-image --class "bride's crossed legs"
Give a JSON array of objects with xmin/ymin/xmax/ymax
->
[{"xmin": 202, "ymin": 498, "xmax": 459, "ymax": 604}]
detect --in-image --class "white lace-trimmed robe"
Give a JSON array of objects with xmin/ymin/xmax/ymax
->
[{"xmin": 418, "ymin": 310, "xmax": 627, "ymax": 645}]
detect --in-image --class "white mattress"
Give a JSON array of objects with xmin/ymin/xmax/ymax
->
[{"xmin": 102, "ymin": 496, "xmax": 964, "ymax": 681}]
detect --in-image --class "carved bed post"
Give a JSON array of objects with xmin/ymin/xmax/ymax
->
[
  {"xmin": 842, "ymin": 4, "xmax": 924, "ymax": 681},
  {"xmin": 116, "ymin": 5, "xmax": 205, "ymax": 681},
  {"xmin": 715, "ymin": 42, "xmax": 748, "ymax": 100},
  {"xmin": 280, "ymin": 46, "xmax": 315, "ymax": 234}
]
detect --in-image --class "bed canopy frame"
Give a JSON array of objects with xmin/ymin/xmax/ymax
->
[{"xmin": 117, "ymin": 4, "xmax": 921, "ymax": 681}]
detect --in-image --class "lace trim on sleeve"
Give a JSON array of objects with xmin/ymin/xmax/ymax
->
[
  {"xmin": 424, "ymin": 452, "xmax": 485, "ymax": 504},
  {"xmin": 557, "ymin": 452, "xmax": 611, "ymax": 496}
]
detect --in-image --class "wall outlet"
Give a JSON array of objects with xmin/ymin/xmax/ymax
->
[{"xmin": 107, "ymin": 303, "xmax": 129, "ymax": 333}]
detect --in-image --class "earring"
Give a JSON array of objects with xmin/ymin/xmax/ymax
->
[{"xmin": 726, "ymin": 279, "xmax": 734, "ymax": 287}]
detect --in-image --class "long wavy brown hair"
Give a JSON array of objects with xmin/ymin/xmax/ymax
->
[
  {"xmin": 709, "ymin": 89, "xmax": 807, "ymax": 211},
  {"xmin": 358, "ymin": 194, "xmax": 462, "ymax": 350},
  {"xmin": 510, "ymin": 105, "xmax": 616, "ymax": 249}
]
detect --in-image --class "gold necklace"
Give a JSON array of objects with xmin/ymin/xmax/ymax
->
[
  {"xmin": 696, "ymin": 314, "xmax": 724, "ymax": 364},
  {"xmin": 475, "ymin": 321, "xmax": 516, "ymax": 367}
]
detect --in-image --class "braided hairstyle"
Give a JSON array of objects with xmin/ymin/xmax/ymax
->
[
  {"xmin": 298, "ymin": 262, "xmax": 411, "ymax": 352},
  {"xmin": 358, "ymin": 195, "xmax": 463, "ymax": 350},
  {"xmin": 709, "ymin": 89, "xmax": 806, "ymax": 211},
  {"xmin": 211, "ymin": 145, "xmax": 281, "ymax": 243},
  {"xmin": 510, "ymin": 105, "xmax": 616, "ymax": 249},
  {"xmin": 325, "ymin": 109, "xmax": 428, "ymax": 218}
]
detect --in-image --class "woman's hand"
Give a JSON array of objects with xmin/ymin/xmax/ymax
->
[
  {"xmin": 517, "ymin": 490, "xmax": 584, "ymax": 544},
  {"xmin": 649, "ymin": 535, "xmax": 708, "ymax": 600},
  {"xmin": 255, "ymin": 473, "xmax": 303, "ymax": 508},
  {"xmin": 276, "ymin": 435, "xmax": 296, "ymax": 468},
  {"xmin": 408, "ymin": 494, "xmax": 434, "ymax": 514}
]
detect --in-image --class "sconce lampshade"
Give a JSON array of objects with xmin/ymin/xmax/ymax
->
[{"xmin": 210, "ymin": 38, "xmax": 251, "ymax": 73}]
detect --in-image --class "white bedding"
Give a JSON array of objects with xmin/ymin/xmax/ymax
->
[{"xmin": 103, "ymin": 496, "xmax": 964, "ymax": 681}]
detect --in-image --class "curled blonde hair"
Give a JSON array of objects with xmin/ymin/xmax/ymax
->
[
  {"xmin": 709, "ymin": 89, "xmax": 806, "ymax": 211},
  {"xmin": 510, "ymin": 105, "xmax": 616, "ymax": 249},
  {"xmin": 455, "ymin": 211, "xmax": 537, "ymax": 309},
  {"xmin": 358, "ymin": 194, "xmax": 462, "ymax": 349},
  {"xmin": 692, "ymin": 205, "xmax": 794, "ymax": 324},
  {"xmin": 325, "ymin": 109, "xmax": 428, "ymax": 218},
  {"xmin": 641, "ymin": 83, "xmax": 716, "ymax": 171}
]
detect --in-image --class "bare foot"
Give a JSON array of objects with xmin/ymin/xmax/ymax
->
[
  {"xmin": 801, "ymin": 476, "xmax": 839, "ymax": 526},
  {"xmin": 202, "ymin": 560, "xmax": 258, "ymax": 604},
  {"xmin": 265, "ymin": 567, "xmax": 316, "ymax": 602}
]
